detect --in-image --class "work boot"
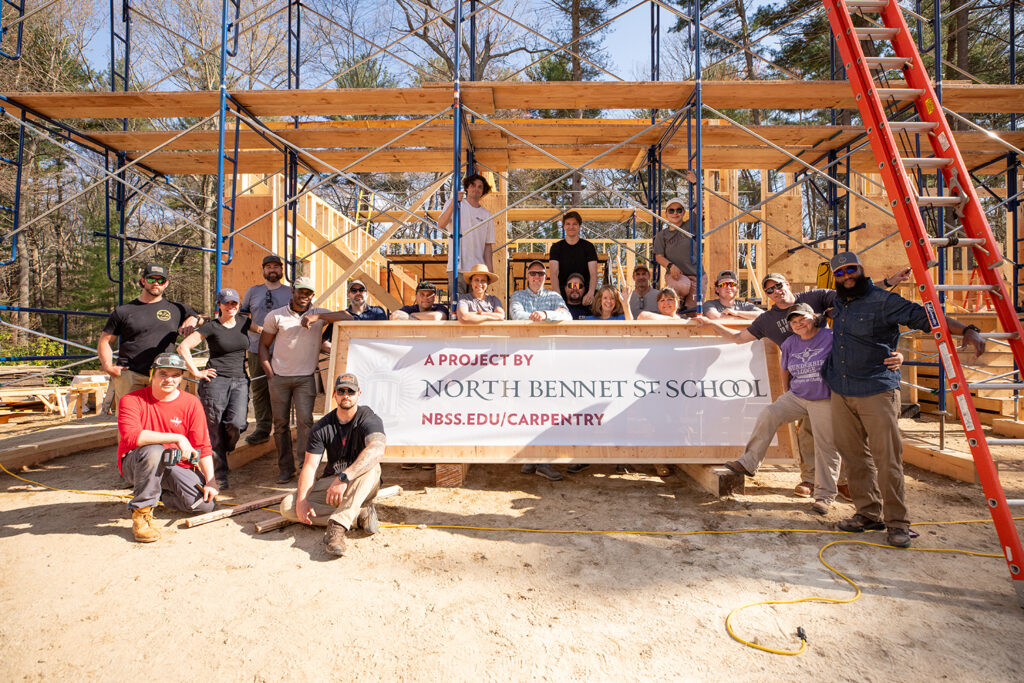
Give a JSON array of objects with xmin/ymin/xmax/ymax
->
[
  {"xmin": 245, "ymin": 431, "xmax": 270, "ymax": 445},
  {"xmin": 357, "ymin": 504, "xmax": 379, "ymax": 535},
  {"xmin": 837, "ymin": 513, "xmax": 886, "ymax": 533},
  {"xmin": 567, "ymin": 464, "xmax": 590, "ymax": 474},
  {"xmin": 723, "ymin": 460, "xmax": 754, "ymax": 477},
  {"xmin": 323, "ymin": 520, "xmax": 347, "ymax": 556},
  {"xmin": 886, "ymin": 527, "xmax": 912, "ymax": 548},
  {"xmin": 534, "ymin": 464, "xmax": 563, "ymax": 481},
  {"xmin": 131, "ymin": 507, "xmax": 160, "ymax": 543}
]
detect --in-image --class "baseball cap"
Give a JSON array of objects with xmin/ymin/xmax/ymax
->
[
  {"xmin": 664, "ymin": 197, "xmax": 686, "ymax": 209},
  {"xmin": 348, "ymin": 279, "xmax": 366, "ymax": 292},
  {"xmin": 830, "ymin": 251, "xmax": 862, "ymax": 272},
  {"xmin": 786, "ymin": 302, "xmax": 816, "ymax": 321},
  {"xmin": 566, "ymin": 272, "xmax": 585, "ymax": 284},
  {"xmin": 762, "ymin": 272, "xmax": 788, "ymax": 287},
  {"xmin": 142, "ymin": 264, "xmax": 168, "ymax": 279},
  {"xmin": 262, "ymin": 254, "xmax": 283, "ymax": 266},
  {"xmin": 416, "ymin": 280, "xmax": 437, "ymax": 293},
  {"xmin": 715, "ymin": 269, "xmax": 739, "ymax": 285},
  {"xmin": 633, "ymin": 264, "xmax": 650, "ymax": 274},
  {"xmin": 215, "ymin": 288, "xmax": 240, "ymax": 304},
  {"xmin": 151, "ymin": 353, "xmax": 186, "ymax": 371},
  {"xmin": 526, "ymin": 259, "xmax": 546, "ymax": 271},
  {"xmin": 334, "ymin": 373, "xmax": 360, "ymax": 392},
  {"xmin": 292, "ymin": 276, "xmax": 315, "ymax": 292}
]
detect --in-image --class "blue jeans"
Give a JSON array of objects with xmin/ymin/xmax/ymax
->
[
  {"xmin": 268, "ymin": 374, "xmax": 317, "ymax": 475},
  {"xmin": 198, "ymin": 375, "xmax": 250, "ymax": 482}
]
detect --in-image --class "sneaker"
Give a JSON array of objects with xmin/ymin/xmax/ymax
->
[
  {"xmin": 357, "ymin": 504, "xmax": 379, "ymax": 535},
  {"xmin": 723, "ymin": 460, "xmax": 754, "ymax": 477},
  {"xmin": 615, "ymin": 464, "xmax": 632, "ymax": 474},
  {"xmin": 400, "ymin": 463, "xmax": 418, "ymax": 470},
  {"xmin": 521, "ymin": 464, "xmax": 536, "ymax": 475},
  {"xmin": 534, "ymin": 464, "xmax": 563, "ymax": 481},
  {"xmin": 837, "ymin": 484, "xmax": 852, "ymax": 501},
  {"xmin": 654, "ymin": 464, "xmax": 672, "ymax": 477},
  {"xmin": 276, "ymin": 470, "xmax": 295, "ymax": 484},
  {"xmin": 793, "ymin": 482, "xmax": 814, "ymax": 498},
  {"xmin": 811, "ymin": 500, "xmax": 830, "ymax": 515},
  {"xmin": 886, "ymin": 527, "xmax": 911, "ymax": 548},
  {"xmin": 567, "ymin": 464, "xmax": 590, "ymax": 474},
  {"xmin": 837, "ymin": 514, "xmax": 886, "ymax": 533},
  {"xmin": 245, "ymin": 431, "xmax": 270, "ymax": 445},
  {"xmin": 323, "ymin": 520, "xmax": 347, "ymax": 556},
  {"xmin": 421, "ymin": 464, "xmax": 435, "ymax": 471}
]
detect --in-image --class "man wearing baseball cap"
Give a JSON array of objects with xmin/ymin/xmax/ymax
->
[
  {"xmin": 703, "ymin": 270, "xmax": 762, "ymax": 320},
  {"xmin": 628, "ymin": 264, "xmax": 660, "ymax": 317},
  {"xmin": 825, "ymin": 252, "xmax": 984, "ymax": 547},
  {"xmin": 654, "ymin": 198, "xmax": 701, "ymax": 309},
  {"xmin": 116, "ymin": 352, "xmax": 218, "ymax": 542},
  {"xmin": 390, "ymin": 281, "xmax": 450, "ymax": 320},
  {"xmin": 280, "ymin": 372, "xmax": 386, "ymax": 557},
  {"xmin": 98, "ymin": 263, "xmax": 201, "ymax": 410},
  {"xmin": 240, "ymin": 254, "xmax": 292, "ymax": 444},
  {"xmin": 259, "ymin": 275, "xmax": 332, "ymax": 482}
]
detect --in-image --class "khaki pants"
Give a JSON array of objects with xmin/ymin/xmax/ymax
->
[
  {"xmin": 735, "ymin": 391, "xmax": 840, "ymax": 500},
  {"xmin": 830, "ymin": 389, "xmax": 908, "ymax": 529},
  {"xmin": 279, "ymin": 464, "xmax": 381, "ymax": 530},
  {"xmin": 109, "ymin": 370, "xmax": 149, "ymax": 413}
]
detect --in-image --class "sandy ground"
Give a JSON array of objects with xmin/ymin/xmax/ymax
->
[{"xmin": 2, "ymin": 415, "xmax": 1024, "ymax": 681}]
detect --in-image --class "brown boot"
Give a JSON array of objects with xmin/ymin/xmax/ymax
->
[
  {"xmin": 323, "ymin": 520, "xmax": 347, "ymax": 556},
  {"xmin": 131, "ymin": 507, "xmax": 160, "ymax": 543}
]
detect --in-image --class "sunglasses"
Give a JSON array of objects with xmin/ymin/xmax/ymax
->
[
  {"xmin": 717, "ymin": 281, "xmax": 738, "ymax": 288},
  {"xmin": 764, "ymin": 284, "xmax": 785, "ymax": 295},
  {"xmin": 144, "ymin": 276, "xmax": 167, "ymax": 285},
  {"xmin": 834, "ymin": 266, "xmax": 859, "ymax": 277},
  {"xmin": 264, "ymin": 290, "xmax": 274, "ymax": 308},
  {"xmin": 566, "ymin": 283, "xmax": 584, "ymax": 289},
  {"xmin": 349, "ymin": 287, "xmax": 366, "ymax": 293},
  {"xmin": 527, "ymin": 271, "xmax": 545, "ymax": 277},
  {"xmin": 666, "ymin": 208, "xmax": 685, "ymax": 214},
  {"xmin": 336, "ymin": 388, "xmax": 356, "ymax": 396}
]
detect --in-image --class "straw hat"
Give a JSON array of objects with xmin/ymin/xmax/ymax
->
[{"xmin": 463, "ymin": 263, "xmax": 499, "ymax": 284}]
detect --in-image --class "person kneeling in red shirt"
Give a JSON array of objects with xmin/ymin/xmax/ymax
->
[{"xmin": 116, "ymin": 352, "xmax": 218, "ymax": 542}]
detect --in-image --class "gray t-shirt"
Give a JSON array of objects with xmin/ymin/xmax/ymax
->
[
  {"xmin": 241, "ymin": 283, "xmax": 293, "ymax": 353},
  {"xmin": 629, "ymin": 288, "xmax": 660, "ymax": 317},
  {"xmin": 653, "ymin": 226, "xmax": 699, "ymax": 276},
  {"xmin": 747, "ymin": 289, "xmax": 836, "ymax": 347},
  {"xmin": 458, "ymin": 293, "xmax": 504, "ymax": 315},
  {"xmin": 703, "ymin": 299, "xmax": 762, "ymax": 316}
]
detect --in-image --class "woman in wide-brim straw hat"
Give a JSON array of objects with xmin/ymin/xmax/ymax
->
[{"xmin": 457, "ymin": 263, "xmax": 505, "ymax": 323}]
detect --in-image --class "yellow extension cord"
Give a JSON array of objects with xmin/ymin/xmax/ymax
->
[{"xmin": 1, "ymin": 462, "xmax": 1015, "ymax": 656}]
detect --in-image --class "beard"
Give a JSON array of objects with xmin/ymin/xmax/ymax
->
[
  {"xmin": 835, "ymin": 274, "xmax": 871, "ymax": 300},
  {"xmin": 265, "ymin": 271, "xmax": 282, "ymax": 283}
]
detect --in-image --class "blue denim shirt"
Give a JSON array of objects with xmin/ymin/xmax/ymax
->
[{"xmin": 823, "ymin": 280, "xmax": 930, "ymax": 397}]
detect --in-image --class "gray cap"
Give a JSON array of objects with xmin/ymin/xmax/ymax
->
[
  {"xmin": 762, "ymin": 272, "xmax": 788, "ymax": 287},
  {"xmin": 715, "ymin": 270, "xmax": 739, "ymax": 285},
  {"xmin": 786, "ymin": 302, "xmax": 816, "ymax": 321},
  {"xmin": 215, "ymin": 288, "xmax": 240, "ymax": 304},
  {"xmin": 262, "ymin": 254, "xmax": 283, "ymax": 266},
  {"xmin": 334, "ymin": 373, "xmax": 360, "ymax": 392},
  {"xmin": 292, "ymin": 276, "xmax": 315, "ymax": 292},
  {"xmin": 830, "ymin": 251, "xmax": 862, "ymax": 271},
  {"xmin": 526, "ymin": 259, "xmax": 546, "ymax": 271},
  {"xmin": 348, "ymin": 279, "xmax": 366, "ymax": 291}
]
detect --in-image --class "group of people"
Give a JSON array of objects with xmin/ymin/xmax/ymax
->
[{"xmin": 101, "ymin": 175, "xmax": 986, "ymax": 554}]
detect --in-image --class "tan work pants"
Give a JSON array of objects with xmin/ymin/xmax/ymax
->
[{"xmin": 279, "ymin": 464, "xmax": 381, "ymax": 530}]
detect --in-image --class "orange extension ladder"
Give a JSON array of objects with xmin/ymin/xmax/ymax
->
[{"xmin": 825, "ymin": 0, "xmax": 1024, "ymax": 604}]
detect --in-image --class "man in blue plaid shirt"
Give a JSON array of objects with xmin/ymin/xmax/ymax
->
[{"xmin": 509, "ymin": 260, "xmax": 571, "ymax": 322}]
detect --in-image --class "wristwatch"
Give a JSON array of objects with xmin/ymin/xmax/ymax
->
[
  {"xmin": 965, "ymin": 324, "xmax": 981, "ymax": 335},
  {"xmin": 338, "ymin": 472, "xmax": 349, "ymax": 484}
]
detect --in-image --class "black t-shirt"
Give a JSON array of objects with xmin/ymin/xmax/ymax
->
[
  {"xmin": 102, "ymin": 298, "xmax": 198, "ymax": 374},
  {"xmin": 306, "ymin": 405, "xmax": 385, "ymax": 477},
  {"xmin": 567, "ymin": 302, "xmax": 591, "ymax": 320},
  {"xmin": 549, "ymin": 238, "xmax": 598, "ymax": 299},
  {"xmin": 399, "ymin": 303, "xmax": 450, "ymax": 320},
  {"xmin": 197, "ymin": 317, "xmax": 251, "ymax": 378},
  {"xmin": 747, "ymin": 289, "xmax": 836, "ymax": 347}
]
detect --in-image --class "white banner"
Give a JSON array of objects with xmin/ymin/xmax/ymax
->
[{"xmin": 346, "ymin": 337, "xmax": 774, "ymax": 447}]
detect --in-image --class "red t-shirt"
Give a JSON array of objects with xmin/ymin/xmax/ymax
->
[{"xmin": 116, "ymin": 387, "xmax": 213, "ymax": 474}]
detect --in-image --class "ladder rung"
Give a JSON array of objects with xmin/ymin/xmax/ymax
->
[
  {"xmin": 888, "ymin": 121, "xmax": 937, "ymax": 134},
  {"xmin": 855, "ymin": 27, "xmax": 900, "ymax": 40},
  {"xmin": 933, "ymin": 284, "xmax": 996, "ymax": 292},
  {"xmin": 929, "ymin": 237, "xmax": 987, "ymax": 247},
  {"xmin": 877, "ymin": 88, "xmax": 925, "ymax": 101},
  {"xmin": 902, "ymin": 157, "xmax": 952, "ymax": 170},
  {"xmin": 1004, "ymin": 499, "xmax": 1024, "ymax": 505},
  {"xmin": 967, "ymin": 383, "xmax": 1024, "ymax": 390},
  {"xmin": 979, "ymin": 332, "xmax": 1020, "ymax": 340},
  {"xmin": 866, "ymin": 56, "xmax": 910, "ymax": 70},
  {"xmin": 917, "ymin": 195, "xmax": 964, "ymax": 208},
  {"xmin": 847, "ymin": 0, "xmax": 890, "ymax": 9},
  {"xmin": 988, "ymin": 440, "xmax": 1024, "ymax": 447}
]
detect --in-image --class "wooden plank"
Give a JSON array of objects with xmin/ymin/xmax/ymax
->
[
  {"xmin": 991, "ymin": 419, "xmax": 1024, "ymax": 439},
  {"xmin": 185, "ymin": 494, "xmax": 288, "ymax": 528},
  {"xmin": 677, "ymin": 463, "xmax": 745, "ymax": 497},
  {"xmin": 226, "ymin": 431, "xmax": 285, "ymax": 471},
  {"xmin": 434, "ymin": 463, "xmax": 470, "ymax": 488},
  {"xmin": 0, "ymin": 425, "xmax": 119, "ymax": 470},
  {"xmin": 254, "ymin": 516, "xmax": 294, "ymax": 533},
  {"xmin": 902, "ymin": 440, "xmax": 977, "ymax": 483}
]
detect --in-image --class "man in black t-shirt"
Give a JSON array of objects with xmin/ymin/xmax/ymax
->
[
  {"xmin": 279, "ymin": 373, "xmax": 386, "ymax": 557},
  {"xmin": 98, "ymin": 263, "xmax": 200, "ymax": 411},
  {"xmin": 548, "ymin": 211, "xmax": 599, "ymax": 304}
]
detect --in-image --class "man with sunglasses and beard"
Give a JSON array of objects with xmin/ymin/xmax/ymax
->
[
  {"xmin": 240, "ymin": 254, "xmax": 292, "ymax": 445},
  {"xmin": 825, "ymin": 252, "xmax": 984, "ymax": 548},
  {"xmin": 280, "ymin": 373, "xmax": 386, "ymax": 557},
  {"xmin": 99, "ymin": 263, "xmax": 201, "ymax": 410}
]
